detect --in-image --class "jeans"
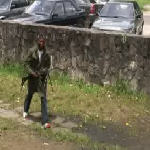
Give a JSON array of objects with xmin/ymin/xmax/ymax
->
[{"xmin": 24, "ymin": 92, "xmax": 49, "ymax": 124}]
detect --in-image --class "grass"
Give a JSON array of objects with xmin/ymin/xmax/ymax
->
[
  {"xmin": 0, "ymin": 64, "xmax": 150, "ymax": 149},
  {"xmin": 0, "ymin": 117, "xmax": 19, "ymax": 132},
  {"xmin": 109, "ymin": 0, "xmax": 150, "ymax": 9},
  {"xmin": 135, "ymin": 0, "xmax": 150, "ymax": 9},
  {"xmin": 0, "ymin": 117, "xmax": 125, "ymax": 150},
  {"xmin": 0, "ymin": 64, "xmax": 150, "ymax": 123}
]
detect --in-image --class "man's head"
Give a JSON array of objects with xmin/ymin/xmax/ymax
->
[{"xmin": 38, "ymin": 38, "xmax": 45, "ymax": 51}]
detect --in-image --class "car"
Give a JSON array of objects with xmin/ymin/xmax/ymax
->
[
  {"xmin": 92, "ymin": 1, "xmax": 144, "ymax": 34},
  {"xmin": 10, "ymin": 0, "xmax": 87, "ymax": 27},
  {"xmin": 0, "ymin": 0, "xmax": 30, "ymax": 20}
]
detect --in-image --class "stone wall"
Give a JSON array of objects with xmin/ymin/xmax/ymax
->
[{"xmin": 0, "ymin": 20, "xmax": 150, "ymax": 94}]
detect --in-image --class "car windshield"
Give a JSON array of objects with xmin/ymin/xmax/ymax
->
[
  {"xmin": 0, "ymin": 0, "xmax": 11, "ymax": 11},
  {"xmin": 73, "ymin": 0, "xmax": 90, "ymax": 5},
  {"xmin": 77, "ymin": 0, "xmax": 90, "ymax": 4},
  {"xmin": 100, "ymin": 3, "xmax": 134, "ymax": 19},
  {"xmin": 95, "ymin": 0, "xmax": 108, "ymax": 3},
  {"xmin": 25, "ymin": 0, "xmax": 55, "ymax": 15}
]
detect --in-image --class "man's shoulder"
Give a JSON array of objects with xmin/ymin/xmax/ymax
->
[
  {"xmin": 24, "ymin": 47, "xmax": 38, "ymax": 61},
  {"xmin": 30, "ymin": 46, "xmax": 38, "ymax": 54},
  {"xmin": 28, "ymin": 47, "xmax": 38, "ymax": 56}
]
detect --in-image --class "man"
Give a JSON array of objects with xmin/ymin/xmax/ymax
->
[{"xmin": 23, "ymin": 37, "xmax": 51, "ymax": 128}]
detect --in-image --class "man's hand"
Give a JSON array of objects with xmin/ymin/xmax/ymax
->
[{"xmin": 31, "ymin": 72, "xmax": 38, "ymax": 77}]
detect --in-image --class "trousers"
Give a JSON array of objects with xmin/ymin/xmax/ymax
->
[{"xmin": 24, "ymin": 91, "xmax": 49, "ymax": 124}]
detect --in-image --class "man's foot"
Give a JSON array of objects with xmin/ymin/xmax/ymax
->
[
  {"xmin": 43, "ymin": 123, "xmax": 51, "ymax": 129},
  {"xmin": 23, "ymin": 112, "xmax": 29, "ymax": 120}
]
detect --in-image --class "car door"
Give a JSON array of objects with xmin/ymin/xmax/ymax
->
[
  {"xmin": 51, "ymin": 2, "xmax": 66, "ymax": 25},
  {"xmin": 64, "ymin": 1, "xmax": 81, "ymax": 25},
  {"xmin": 134, "ymin": 2, "xmax": 144, "ymax": 34}
]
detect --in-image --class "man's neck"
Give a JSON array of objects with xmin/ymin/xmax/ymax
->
[{"xmin": 38, "ymin": 50, "xmax": 43, "ymax": 53}]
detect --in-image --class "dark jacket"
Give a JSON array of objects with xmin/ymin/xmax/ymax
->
[{"xmin": 24, "ymin": 47, "xmax": 50, "ymax": 96}]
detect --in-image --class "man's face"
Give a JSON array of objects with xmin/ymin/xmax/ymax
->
[{"xmin": 38, "ymin": 40, "xmax": 45, "ymax": 50}]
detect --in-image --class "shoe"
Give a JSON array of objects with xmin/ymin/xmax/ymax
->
[
  {"xmin": 23, "ymin": 112, "xmax": 29, "ymax": 119},
  {"xmin": 43, "ymin": 123, "xmax": 51, "ymax": 129}
]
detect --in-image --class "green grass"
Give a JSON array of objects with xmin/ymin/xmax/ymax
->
[
  {"xmin": 0, "ymin": 64, "xmax": 149, "ymax": 124},
  {"xmin": 135, "ymin": 0, "xmax": 150, "ymax": 9},
  {"xmin": 0, "ymin": 64, "xmax": 150, "ymax": 149},
  {"xmin": 0, "ymin": 117, "xmax": 19, "ymax": 131}
]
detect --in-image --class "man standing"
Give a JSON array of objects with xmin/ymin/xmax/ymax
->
[{"xmin": 23, "ymin": 38, "xmax": 51, "ymax": 128}]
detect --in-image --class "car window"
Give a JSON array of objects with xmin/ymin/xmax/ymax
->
[
  {"xmin": 53, "ymin": 2, "xmax": 65, "ymax": 16},
  {"xmin": 100, "ymin": 3, "xmax": 134, "ymax": 19},
  {"xmin": 64, "ymin": 1, "xmax": 76, "ymax": 15},
  {"xmin": 75, "ymin": 0, "xmax": 90, "ymax": 5},
  {"xmin": 11, "ymin": 0, "xmax": 29, "ymax": 9},
  {"xmin": 26, "ymin": 0, "xmax": 54, "ymax": 15},
  {"xmin": 0, "ymin": 0, "xmax": 11, "ymax": 11}
]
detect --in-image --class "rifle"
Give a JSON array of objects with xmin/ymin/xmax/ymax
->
[
  {"xmin": 21, "ymin": 71, "xmax": 54, "ymax": 92},
  {"xmin": 20, "ymin": 76, "xmax": 30, "ymax": 91},
  {"xmin": 47, "ymin": 71, "xmax": 54, "ymax": 92}
]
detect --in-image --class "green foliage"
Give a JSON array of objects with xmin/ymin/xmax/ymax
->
[
  {"xmin": 0, "ymin": 64, "xmax": 24, "ymax": 77},
  {"xmin": 135, "ymin": 0, "xmax": 150, "ymax": 9}
]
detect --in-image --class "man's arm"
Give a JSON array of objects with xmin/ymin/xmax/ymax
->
[{"xmin": 24, "ymin": 51, "xmax": 38, "ymax": 77}]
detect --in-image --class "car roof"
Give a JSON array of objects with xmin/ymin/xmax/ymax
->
[
  {"xmin": 35, "ymin": 0, "xmax": 75, "ymax": 1},
  {"xmin": 109, "ymin": 0, "xmax": 137, "ymax": 4}
]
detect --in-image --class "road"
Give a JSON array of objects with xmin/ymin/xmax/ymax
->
[{"xmin": 143, "ymin": 12, "xmax": 150, "ymax": 36}]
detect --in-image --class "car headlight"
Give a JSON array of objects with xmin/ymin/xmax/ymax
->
[{"xmin": 0, "ymin": 16, "xmax": 5, "ymax": 20}]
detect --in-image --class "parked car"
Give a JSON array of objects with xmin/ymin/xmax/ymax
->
[
  {"xmin": 10, "ymin": 0, "xmax": 87, "ymax": 27},
  {"xmin": 92, "ymin": 1, "xmax": 144, "ymax": 34},
  {"xmin": 0, "ymin": 0, "xmax": 30, "ymax": 20}
]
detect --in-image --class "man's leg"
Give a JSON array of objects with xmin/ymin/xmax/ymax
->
[
  {"xmin": 24, "ymin": 92, "xmax": 33, "ymax": 113},
  {"xmin": 41, "ymin": 96, "xmax": 49, "ymax": 125}
]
